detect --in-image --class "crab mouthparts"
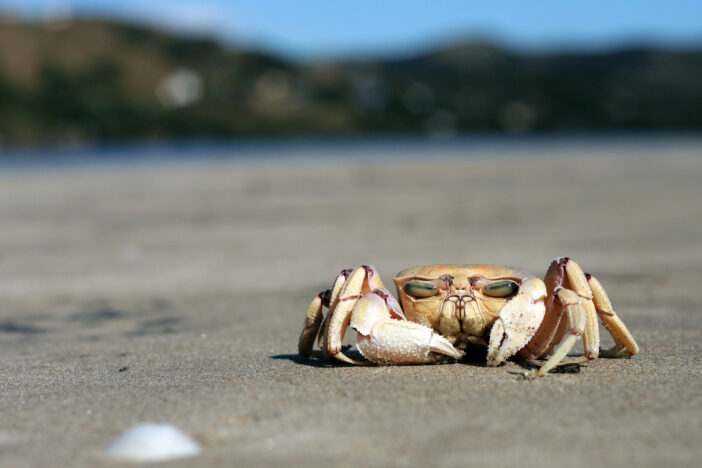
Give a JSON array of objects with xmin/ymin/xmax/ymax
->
[{"xmin": 446, "ymin": 292, "xmax": 474, "ymax": 317}]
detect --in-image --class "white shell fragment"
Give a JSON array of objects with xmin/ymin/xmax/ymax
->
[{"xmin": 106, "ymin": 423, "xmax": 201, "ymax": 462}]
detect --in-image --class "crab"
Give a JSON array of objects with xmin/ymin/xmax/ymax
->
[{"xmin": 297, "ymin": 258, "xmax": 639, "ymax": 377}]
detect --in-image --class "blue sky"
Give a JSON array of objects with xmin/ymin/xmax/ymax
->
[{"xmin": 3, "ymin": 0, "xmax": 701, "ymax": 58}]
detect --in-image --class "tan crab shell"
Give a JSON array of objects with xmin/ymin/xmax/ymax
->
[{"xmin": 393, "ymin": 264, "xmax": 533, "ymax": 343}]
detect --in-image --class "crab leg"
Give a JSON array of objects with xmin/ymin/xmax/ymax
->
[
  {"xmin": 518, "ymin": 260, "xmax": 566, "ymax": 359},
  {"xmin": 587, "ymin": 274, "xmax": 640, "ymax": 357},
  {"xmin": 520, "ymin": 258, "xmax": 599, "ymax": 361},
  {"xmin": 533, "ymin": 288, "xmax": 587, "ymax": 377},
  {"xmin": 318, "ymin": 269, "xmax": 353, "ymax": 358},
  {"xmin": 298, "ymin": 269, "xmax": 351, "ymax": 357},
  {"xmin": 549, "ymin": 260, "xmax": 638, "ymax": 359},
  {"xmin": 352, "ymin": 292, "xmax": 461, "ymax": 364},
  {"xmin": 562, "ymin": 259, "xmax": 599, "ymax": 360},
  {"xmin": 298, "ymin": 292, "xmax": 325, "ymax": 357},
  {"xmin": 324, "ymin": 266, "xmax": 384, "ymax": 364}
]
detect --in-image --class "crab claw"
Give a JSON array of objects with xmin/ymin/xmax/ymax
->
[
  {"xmin": 351, "ymin": 292, "xmax": 462, "ymax": 365},
  {"xmin": 487, "ymin": 278, "xmax": 547, "ymax": 366}
]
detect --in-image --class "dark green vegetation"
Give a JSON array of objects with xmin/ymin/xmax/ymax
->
[{"xmin": 1, "ymin": 18, "xmax": 701, "ymax": 145}]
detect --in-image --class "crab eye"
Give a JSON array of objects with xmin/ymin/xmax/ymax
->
[
  {"xmin": 484, "ymin": 279, "xmax": 519, "ymax": 297},
  {"xmin": 404, "ymin": 280, "xmax": 438, "ymax": 298}
]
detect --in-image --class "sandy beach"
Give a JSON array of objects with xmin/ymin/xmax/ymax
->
[{"xmin": 1, "ymin": 139, "xmax": 701, "ymax": 467}]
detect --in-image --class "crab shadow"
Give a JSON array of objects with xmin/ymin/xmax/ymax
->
[
  {"xmin": 270, "ymin": 351, "xmax": 340, "ymax": 368},
  {"xmin": 271, "ymin": 346, "xmax": 365, "ymax": 368},
  {"xmin": 274, "ymin": 347, "xmax": 583, "ymax": 374},
  {"xmin": 513, "ymin": 358, "xmax": 583, "ymax": 374},
  {"xmin": 273, "ymin": 346, "xmax": 498, "ymax": 369}
]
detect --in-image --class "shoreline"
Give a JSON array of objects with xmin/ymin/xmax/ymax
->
[{"xmin": 2, "ymin": 132, "xmax": 702, "ymax": 173}]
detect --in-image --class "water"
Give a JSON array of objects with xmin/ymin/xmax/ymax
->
[{"xmin": 1, "ymin": 133, "xmax": 701, "ymax": 173}]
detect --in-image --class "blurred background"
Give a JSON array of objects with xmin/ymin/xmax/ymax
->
[{"xmin": 0, "ymin": 0, "xmax": 701, "ymax": 149}]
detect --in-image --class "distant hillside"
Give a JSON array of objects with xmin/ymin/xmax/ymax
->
[{"xmin": 1, "ymin": 18, "xmax": 701, "ymax": 145}]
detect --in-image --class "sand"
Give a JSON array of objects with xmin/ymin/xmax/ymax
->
[{"xmin": 1, "ymin": 140, "xmax": 701, "ymax": 467}]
